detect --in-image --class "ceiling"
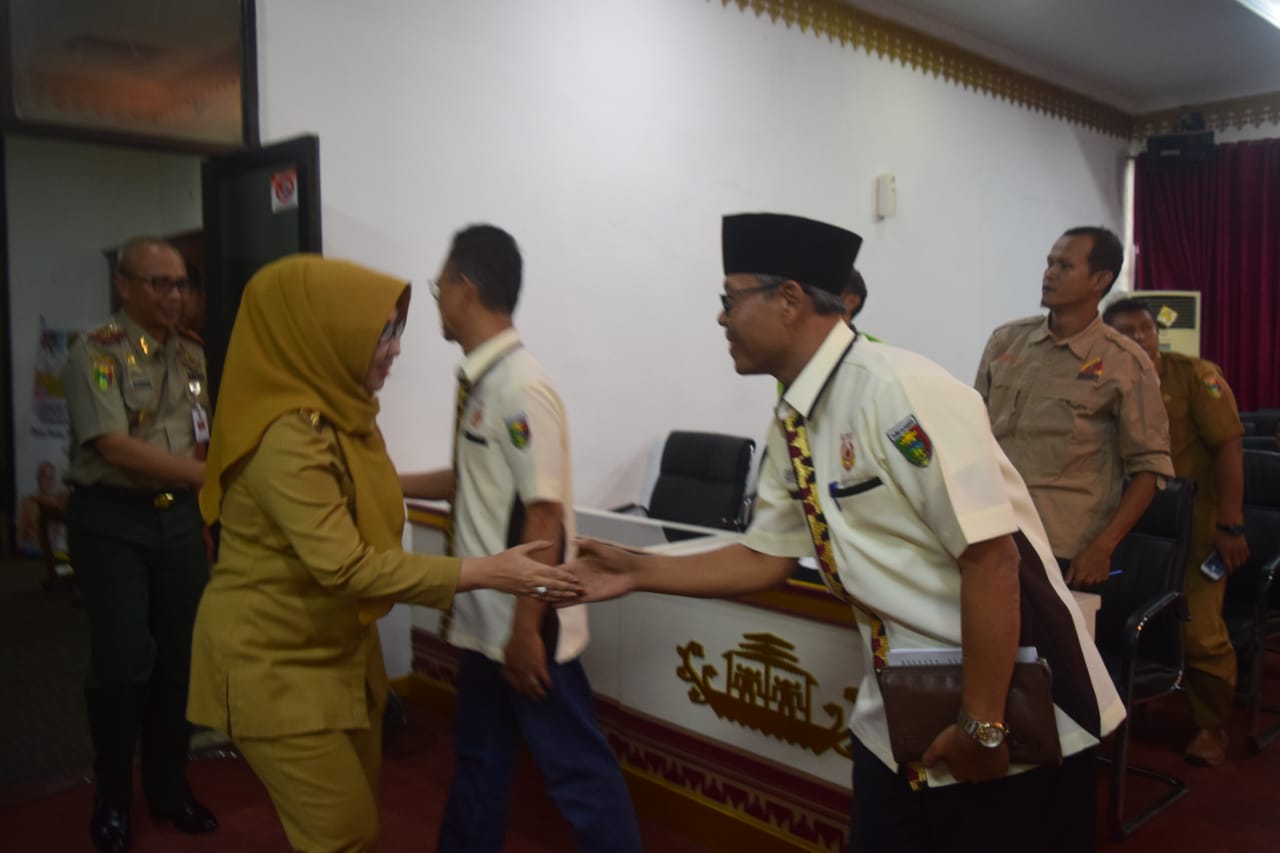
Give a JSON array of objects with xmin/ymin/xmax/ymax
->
[{"xmin": 850, "ymin": 0, "xmax": 1280, "ymax": 113}]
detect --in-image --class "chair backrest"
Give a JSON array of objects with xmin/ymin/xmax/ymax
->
[
  {"xmin": 1243, "ymin": 435, "xmax": 1280, "ymax": 453},
  {"xmin": 648, "ymin": 431, "xmax": 756, "ymax": 532},
  {"xmin": 1095, "ymin": 477, "xmax": 1197, "ymax": 663},
  {"xmin": 1241, "ymin": 410, "xmax": 1280, "ymax": 442},
  {"xmin": 1224, "ymin": 449, "xmax": 1280, "ymax": 619}
]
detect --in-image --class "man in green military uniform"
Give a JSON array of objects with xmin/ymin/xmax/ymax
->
[
  {"xmin": 63, "ymin": 237, "xmax": 218, "ymax": 852},
  {"xmin": 1105, "ymin": 298, "xmax": 1249, "ymax": 767}
]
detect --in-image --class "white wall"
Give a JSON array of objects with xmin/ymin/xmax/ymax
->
[
  {"xmin": 5, "ymin": 135, "xmax": 201, "ymax": 514},
  {"xmin": 256, "ymin": 0, "xmax": 1129, "ymax": 507}
]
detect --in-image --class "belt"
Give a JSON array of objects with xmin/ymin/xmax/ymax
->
[{"xmin": 71, "ymin": 483, "xmax": 194, "ymax": 510}]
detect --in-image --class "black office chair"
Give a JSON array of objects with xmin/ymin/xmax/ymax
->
[
  {"xmin": 1095, "ymin": 477, "xmax": 1197, "ymax": 839},
  {"xmin": 615, "ymin": 431, "xmax": 755, "ymax": 539},
  {"xmin": 1224, "ymin": 448, "xmax": 1280, "ymax": 753}
]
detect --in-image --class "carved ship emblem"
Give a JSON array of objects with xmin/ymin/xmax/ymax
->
[{"xmin": 677, "ymin": 632, "xmax": 858, "ymax": 758}]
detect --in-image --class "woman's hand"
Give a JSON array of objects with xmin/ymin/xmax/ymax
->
[
  {"xmin": 460, "ymin": 540, "xmax": 583, "ymax": 601},
  {"xmin": 560, "ymin": 538, "xmax": 641, "ymax": 604}
]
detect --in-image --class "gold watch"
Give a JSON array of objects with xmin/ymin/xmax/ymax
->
[{"xmin": 957, "ymin": 707, "xmax": 1008, "ymax": 748}]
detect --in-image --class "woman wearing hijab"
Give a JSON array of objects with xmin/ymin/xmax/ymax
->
[{"xmin": 188, "ymin": 255, "xmax": 579, "ymax": 852}]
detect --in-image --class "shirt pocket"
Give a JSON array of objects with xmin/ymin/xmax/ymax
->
[
  {"xmin": 121, "ymin": 375, "xmax": 158, "ymax": 420},
  {"xmin": 825, "ymin": 474, "xmax": 886, "ymax": 521}
]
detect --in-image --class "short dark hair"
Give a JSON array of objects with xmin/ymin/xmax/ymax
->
[
  {"xmin": 445, "ymin": 224, "xmax": 522, "ymax": 315},
  {"xmin": 1102, "ymin": 297, "xmax": 1156, "ymax": 327},
  {"xmin": 843, "ymin": 268, "xmax": 867, "ymax": 319},
  {"xmin": 1062, "ymin": 226, "xmax": 1123, "ymax": 294}
]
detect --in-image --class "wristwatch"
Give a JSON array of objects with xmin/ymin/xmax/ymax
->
[
  {"xmin": 1216, "ymin": 523, "xmax": 1246, "ymax": 537},
  {"xmin": 957, "ymin": 707, "xmax": 1008, "ymax": 749}
]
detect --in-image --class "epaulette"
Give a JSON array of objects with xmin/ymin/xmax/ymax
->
[
  {"xmin": 177, "ymin": 326, "xmax": 205, "ymax": 346},
  {"xmin": 87, "ymin": 322, "xmax": 125, "ymax": 345}
]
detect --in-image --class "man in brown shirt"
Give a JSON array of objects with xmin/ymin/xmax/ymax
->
[
  {"xmin": 1105, "ymin": 298, "xmax": 1248, "ymax": 766},
  {"xmin": 976, "ymin": 227, "xmax": 1173, "ymax": 586}
]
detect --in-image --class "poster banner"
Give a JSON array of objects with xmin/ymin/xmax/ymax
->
[{"xmin": 15, "ymin": 325, "xmax": 78, "ymax": 559}]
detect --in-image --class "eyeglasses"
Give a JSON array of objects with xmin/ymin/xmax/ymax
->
[
  {"xmin": 123, "ymin": 273, "xmax": 193, "ymax": 295},
  {"xmin": 719, "ymin": 281, "xmax": 780, "ymax": 315},
  {"xmin": 428, "ymin": 272, "xmax": 476, "ymax": 302},
  {"xmin": 378, "ymin": 318, "xmax": 408, "ymax": 346}
]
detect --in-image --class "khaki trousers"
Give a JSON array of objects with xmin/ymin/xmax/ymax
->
[{"xmin": 236, "ymin": 713, "xmax": 383, "ymax": 853}]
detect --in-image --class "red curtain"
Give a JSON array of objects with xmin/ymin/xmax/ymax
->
[{"xmin": 1133, "ymin": 139, "xmax": 1280, "ymax": 411}]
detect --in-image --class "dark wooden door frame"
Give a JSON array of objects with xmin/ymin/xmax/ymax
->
[{"xmin": 0, "ymin": 0, "xmax": 261, "ymax": 552}]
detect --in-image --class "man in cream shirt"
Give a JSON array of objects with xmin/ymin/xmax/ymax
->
[
  {"xmin": 566, "ymin": 213, "xmax": 1123, "ymax": 853},
  {"xmin": 400, "ymin": 224, "xmax": 640, "ymax": 853}
]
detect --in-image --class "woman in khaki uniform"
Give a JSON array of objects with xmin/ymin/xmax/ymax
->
[{"xmin": 188, "ymin": 255, "xmax": 579, "ymax": 852}]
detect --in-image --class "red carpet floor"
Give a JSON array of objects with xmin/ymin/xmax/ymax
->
[{"xmin": 2, "ymin": 687, "xmax": 1277, "ymax": 852}]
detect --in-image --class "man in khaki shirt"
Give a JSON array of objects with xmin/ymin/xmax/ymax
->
[
  {"xmin": 1105, "ymin": 298, "xmax": 1248, "ymax": 766},
  {"xmin": 976, "ymin": 227, "xmax": 1173, "ymax": 586},
  {"xmin": 62, "ymin": 237, "xmax": 216, "ymax": 852}
]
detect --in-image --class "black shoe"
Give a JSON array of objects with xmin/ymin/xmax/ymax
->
[
  {"xmin": 90, "ymin": 799, "xmax": 131, "ymax": 853},
  {"xmin": 149, "ymin": 798, "xmax": 218, "ymax": 834}
]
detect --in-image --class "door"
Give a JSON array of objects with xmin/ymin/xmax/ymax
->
[{"xmin": 201, "ymin": 134, "xmax": 321, "ymax": 402}]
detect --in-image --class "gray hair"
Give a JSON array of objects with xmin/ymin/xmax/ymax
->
[
  {"xmin": 116, "ymin": 236, "xmax": 181, "ymax": 276},
  {"xmin": 756, "ymin": 274, "xmax": 843, "ymax": 315}
]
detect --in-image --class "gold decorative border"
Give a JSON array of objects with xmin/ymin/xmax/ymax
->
[
  {"xmin": 405, "ymin": 501, "xmax": 448, "ymax": 529},
  {"xmin": 1134, "ymin": 91, "xmax": 1280, "ymax": 138},
  {"xmin": 718, "ymin": 0, "xmax": 1133, "ymax": 138}
]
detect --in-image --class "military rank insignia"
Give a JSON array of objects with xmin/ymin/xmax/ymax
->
[
  {"xmin": 1203, "ymin": 374, "xmax": 1223, "ymax": 399},
  {"xmin": 887, "ymin": 414, "xmax": 933, "ymax": 468},
  {"xmin": 1077, "ymin": 357, "xmax": 1104, "ymax": 380},
  {"xmin": 505, "ymin": 415, "xmax": 531, "ymax": 449},
  {"xmin": 87, "ymin": 323, "xmax": 124, "ymax": 345},
  {"xmin": 92, "ymin": 356, "xmax": 115, "ymax": 391}
]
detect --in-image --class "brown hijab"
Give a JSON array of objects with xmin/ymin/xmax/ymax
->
[{"xmin": 199, "ymin": 255, "xmax": 409, "ymax": 618}]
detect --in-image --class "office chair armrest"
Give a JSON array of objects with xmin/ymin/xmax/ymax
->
[
  {"xmin": 610, "ymin": 502, "xmax": 649, "ymax": 517},
  {"xmin": 1123, "ymin": 591, "xmax": 1185, "ymax": 659},
  {"xmin": 1253, "ymin": 554, "xmax": 1280, "ymax": 626}
]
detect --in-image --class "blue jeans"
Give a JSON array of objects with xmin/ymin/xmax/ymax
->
[{"xmin": 438, "ymin": 651, "xmax": 642, "ymax": 853}]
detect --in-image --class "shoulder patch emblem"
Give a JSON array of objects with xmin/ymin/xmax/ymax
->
[
  {"xmin": 840, "ymin": 433, "xmax": 856, "ymax": 471},
  {"xmin": 91, "ymin": 354, "xmax": 116, "ymax": 391},
  {"xmin": 887, "ymin": 414, "xmax": 933, "ymax": 468},
  {"xmin": 88, "ymin": 323, "xmax": 125, "ymax": 345},
  {"xmin": 505, "ymin": 414, "xmax": 531, "ymax": 449},
  {"xmin": 1203, "ymin": 374, "xmax": 1223, "ymax": 399},
  {"xmin": 1077, "ymin": 357, "xmax": 1103, "ymax": 380}
]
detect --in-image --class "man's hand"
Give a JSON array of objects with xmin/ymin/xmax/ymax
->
[
  {"xmin": 502, "ymin": 627, "xmax": 551, "ymax": 700},
  {"xmin": 561, "ymin": 539, "xmax": 641, "ymax": 603},
  {"xmin": 922, "ymin": 723, "xmax": 1010, "ymax": 783},
  {"xmin": 1065, "ymin": 538, "xmax": 1114, "ymax": 587},
  {"xmin": 1212, "ymin": 528, "xmax": 1250, "ymax": 574}
]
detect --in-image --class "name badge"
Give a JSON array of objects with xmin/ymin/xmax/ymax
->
[{"xmin": 192, "ymin": 404, "xmax": 210, "ymax": 443}]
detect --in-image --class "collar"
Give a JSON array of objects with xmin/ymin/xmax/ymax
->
[
  {"xmin": 116, "ymin": 312, "xmax": 167, "ymax": 360},
  {"xmin": 458, "ymin": 327, "xmax": 522, "ymax": 385},
  {"xmin": 1028, "ymin": 312, "xmax": 1104, "ymax": 360},
  {"xmin": 778, "ymin": 321, "xmax": 855, "ymax": 420}
]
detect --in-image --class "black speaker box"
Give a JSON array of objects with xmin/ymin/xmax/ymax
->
[{"xmin": 1145, "ymin": 130, "xmax": 1215, "ymax": 168}]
